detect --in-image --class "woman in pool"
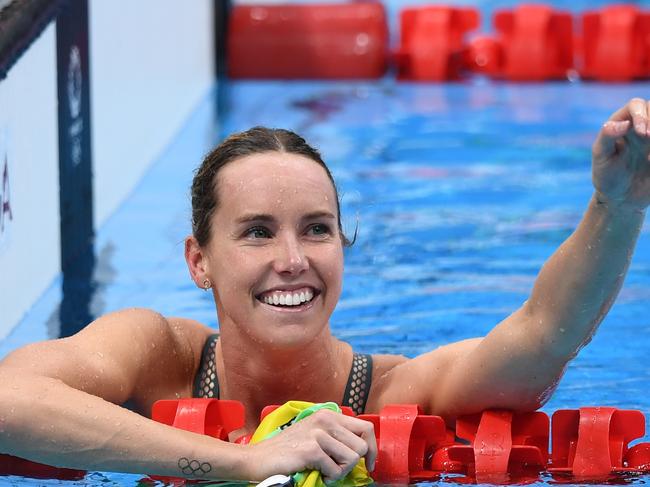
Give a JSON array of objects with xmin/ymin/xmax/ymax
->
[{"xmin": 1, "ymin": 98, "xmax": 649, "ymax": 481}]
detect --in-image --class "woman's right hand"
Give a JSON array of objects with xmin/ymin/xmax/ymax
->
[{"xmin": 245, "ymin": 409, "xmax": 376, "ymax": 482}]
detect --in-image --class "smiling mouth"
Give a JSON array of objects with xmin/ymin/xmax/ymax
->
[{"xmin": 256, "ymin": 288, "xmax": 319, "ymax": 308}]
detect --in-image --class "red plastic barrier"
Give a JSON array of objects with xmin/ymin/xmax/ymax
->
[
  {"xmin": 228, "ymin": 4, "xmax": 388, "ymax": 79},
  {"xmin": 432, "ymin": 409, "xmax": 548, "ymax": 483},
  {"xmin": 548, "ymin": 407, "xmax": 650, "ymax": 478},
  {"xmin": 467, "ymin": 4, "xmax": 573, "ymax": 81},
  {"xmin": 359, "ymin": 404, "xmax": 448, "ymax": 483},
  {"xmin": 580, "ymin": 5, "xmax": 650, "ymax": 81},
  {"xmin": 395, "ymin": 6, "xmax": 480, "ymax": 81}
]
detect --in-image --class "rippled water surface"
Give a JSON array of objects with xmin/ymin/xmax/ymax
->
[{"xmin": 4, "ymin": 43, "xmax": 650, "ymax": 487}]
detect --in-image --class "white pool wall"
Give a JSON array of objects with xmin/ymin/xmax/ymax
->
[
  {"xmin": 0, "ymin": 24, "xmax": 60, "ymax": 339},
  {"xmin": 0, "ymin": 0, "xmax": 215, "ymax": 339}
]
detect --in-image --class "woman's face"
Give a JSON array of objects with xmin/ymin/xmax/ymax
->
[{"xmin": 203, "ymin": 151, "xmax": 344, "ymax": 348}]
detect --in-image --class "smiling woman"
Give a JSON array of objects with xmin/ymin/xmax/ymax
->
[
  {"xmin": 1, "ymin": 99, "xmax": 650, "ymax": 482},
  {"xmin": 186, "ymin": 148, "xmax": 344, "ymax": 351}
]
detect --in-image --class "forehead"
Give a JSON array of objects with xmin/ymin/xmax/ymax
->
[{"xmin": 215, "ymin": 152, "xmax": 338, "ymax": 216}]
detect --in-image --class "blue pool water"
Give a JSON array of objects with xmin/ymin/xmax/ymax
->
[{"xmin": 2, "ymin": 78, "xmax": 650, "ymax": 486}]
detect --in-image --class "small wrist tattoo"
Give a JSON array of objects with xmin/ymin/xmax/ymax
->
[{"xmin": 178, "ymin": 457, "xmax": 212, "ymax": 477}]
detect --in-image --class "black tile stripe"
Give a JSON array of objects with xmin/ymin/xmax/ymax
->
[{"xmin": 56, "ymin": 0, "xmax": 95, "ymax": 337}]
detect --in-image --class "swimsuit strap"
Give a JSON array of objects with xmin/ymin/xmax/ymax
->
[
  {"xmin": 341, "ymin": 353, "xmax": 373, "ymax": 415},
  {"xmin": 193, "ymin": 333, "xmax": 220, "ymax": 398}
]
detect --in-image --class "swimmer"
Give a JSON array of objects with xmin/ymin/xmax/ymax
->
[{"xmin": 1, "ymin": 98, "xmax": 649, "ymax": 481}]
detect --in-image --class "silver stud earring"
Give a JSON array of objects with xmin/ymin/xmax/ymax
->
[{"xmin": 202, "ymin": 278, "xmax": 212, "ymax": 291}]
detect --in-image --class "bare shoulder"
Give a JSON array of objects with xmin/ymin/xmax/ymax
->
[
  {"xmin": 0, "ymin": 308, "xmax": 215, "ymax": 414},
  {"xmin": 366, "ymin": 338, "xmax": 482, "ymax": 415}
]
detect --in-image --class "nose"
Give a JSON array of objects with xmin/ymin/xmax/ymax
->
[{"xmin": 273, "ymin": 234, "xmax": 309, "ymax": 276}]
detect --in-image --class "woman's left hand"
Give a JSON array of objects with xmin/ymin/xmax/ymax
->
[{"xmin": 592, "ymin": 97, "xmax": 650, "ymax": 212}]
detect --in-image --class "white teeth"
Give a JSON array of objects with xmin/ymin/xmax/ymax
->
[{"xmin": 261, "ymin": 289, "xmax": 316, "ymax": 307}]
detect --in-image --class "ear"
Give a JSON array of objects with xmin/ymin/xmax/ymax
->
[{"xmin": 185, "ymin": 235, "xmax": 210, "ymax": 289}]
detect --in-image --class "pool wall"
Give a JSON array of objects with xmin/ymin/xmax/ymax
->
[{"xmin": 0, "ymin": 0, "xmax": 219, "ymax": 339}]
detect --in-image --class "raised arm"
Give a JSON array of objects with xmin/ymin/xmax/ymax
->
[
  {"xmin": 0, "ymin": 309, "xmax": 375, "ymax": 480},
  {"xmin": 373, "ymin": 98, "xmax": 650, "ymax": 420}
]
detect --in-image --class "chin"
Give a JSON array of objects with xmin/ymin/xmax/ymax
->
[{"xmin": 255, "ymin": 322, "xmax": 329, "ymax": 350}]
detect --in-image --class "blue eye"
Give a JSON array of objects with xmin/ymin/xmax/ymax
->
[{"xmin": 245, "ymin": 226, "xmax": 272, "ymax": 239}]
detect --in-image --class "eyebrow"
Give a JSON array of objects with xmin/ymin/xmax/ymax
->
[
  {"xmin": 234, "ymin": 211, "xmax": 336, "ymax": 225},
  {"xmin": 235, "ymin": 213, "xmax": 275, "ymax": 225}
]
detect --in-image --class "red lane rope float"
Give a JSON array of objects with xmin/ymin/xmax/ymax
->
[
  {"xmin": 359, "ymin": 404, "xmax": 450, "ymax": 483},
  {"xmin": 394, "ymin": 6, "xmax": 480, "ymax": 81},
  {"xmin": 228, "ymin": 3, "xmax": 388, "ymax": 79},
  {"xmin": 466, "ymin": 4, "xmax": 574, "ymax": 81},
  {"xmin": 146, "ymin": 400, "xmax": 650, "ymax": 484},
  {"xmin": 2, "ymin": 401, "xmax": 650, "ymax": 482},
  {"xmin": 548, "ymin": 407, "xmax": 648, "ymax": 477},
  {"xmin": 580, "ymin": 5, "xmax": 650, "ymax": 82},
  {"xmin": 225, "ymin": 2, "xmax": 650, "ymax": 82},
  {"xmin": 432, "ymin": 409, "xmax": 549, "ymax": 483}
]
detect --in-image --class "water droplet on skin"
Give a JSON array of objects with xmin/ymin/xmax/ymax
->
[
  {"xmin": 559, "ymin": 327, "xmax": 566, "ymax": 333},
  {"xmin": 96, "ymin": 352, "xmax": 104, "ymax": 359}
]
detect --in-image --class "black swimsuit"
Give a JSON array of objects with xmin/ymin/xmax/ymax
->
[{"xmin": 193, "ymin": 333, "xmax": 373, "ymax": 415}]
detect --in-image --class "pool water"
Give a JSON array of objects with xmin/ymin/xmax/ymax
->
[
  {"xmin": 5, "ymin": 8, "xmax": 650, "ymax": 480},
  {"xmin": 2, "ymin": 78, "xmax": 650, "ymax": 486}
]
